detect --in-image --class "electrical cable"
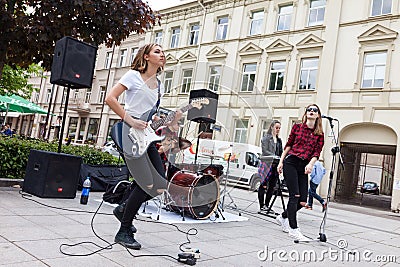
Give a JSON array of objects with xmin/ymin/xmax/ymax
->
[{"xmin": 19, "ymin": 190, "xmax": 199, "ymax": 262}]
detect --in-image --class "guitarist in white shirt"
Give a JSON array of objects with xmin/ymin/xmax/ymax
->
[{"xmin": 105, "ymin": 43, "xmax": 182, "ymax": 250}]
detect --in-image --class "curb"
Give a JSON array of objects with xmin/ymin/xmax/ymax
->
[{"xmin": 0, "ymin": 178, "xmax": 23, "ymax": 188}]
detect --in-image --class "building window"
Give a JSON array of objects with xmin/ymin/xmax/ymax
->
[
  {"xmin": 362, "ymin": 51, "xmax": 387, "ymax": 88},
  {"xmin": 154, "ymin": 31, "xmax": 163, "ymax": 45},
  {"xmin": 84, "ymin": 88, "xmax": 91, "ymax": 103},
  {"xmin": 46, "ymin": 88, "xmax": 52, "ymax": 103},
  {"xmin": 118, "ymin": 49, "xmax": 127, "ymax": 67},
  {"xmin": 208, "ymin": 66, "xmax": 221, "ymax": 91},
  {"xmin": 86, "ymin": 118, "xmax": 99, "ymax": 143},
  {"xmin": 61, "ymin": 88, "xmax": 67, "ymax": 104},
  {"xmin": 308, "ymin": 0, "xmax": 326, "ymax": 26},
  {"xmin": 277, "ymin": 4, "xmax": 293, "ymax": 31},
  {"xmin": 105, "ymin": 51, "xmax": 112, "ymax": 69},
  {"xmin": 371, "ymin": 0, "xmax": 392, "ymax": 16},
  {"xmin": 268, "ymin": 61, "xmax": 286, "ymax": 91},
  {"xmin": 261, "ymin": 120, "xmax": 270, "ymax": 138},
  {"xmin": 170, "ymin": 27, "xmax": 180, "ymax": 48},
  {"xmin": 78, "ymin": 117, "xmax": 87, "ymax": 142},
  {"xmin": 164, "ymin": 71, "xmax": 174, "ymax": 94},
  {"xmin": 216, "ymin": 16, "xmax": 228, "ymax": 40},
  {"xmin": 181, "ymin": 69, "xmax": 193, "ymax": 93},
  {"xmin": 188, "ymin": 24, "xmax": 200, "ymax": 45},
  {"xmin": 250, "ymin": 11, "xmax": 263, "ymax": 35},
  {"xmin": 234, "ymin": 119, "xmax": 248, "ymax": 143},
  {"xmin": 241, "ymin": 63, "xmax": 256, "ymax": 92},
  {"xmin": 99, "ymin": 86, "xmax": 106, "ymax": 103},
  {"xmin": 299, "ymin": 58, "xmax": 319, "ymax": 90},
  {"xmin": 130, "ymin": 47, "xmax": 139, "ymax": 66},
  {"xmin": 67, "ymin": 117, "xmax": 78, "ymax": 141}
]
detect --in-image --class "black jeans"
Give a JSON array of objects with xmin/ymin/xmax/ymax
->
[
  {"xmin": 258, "ymin": 165, "xmax": 279, "ymax": 209},
  {"xmin": 281, "ymin": 155, "xmax": 308, "ymax": 229},
  {"xmin": 121, "ymin": 143, "xmax": 166, "ymax": 229}
]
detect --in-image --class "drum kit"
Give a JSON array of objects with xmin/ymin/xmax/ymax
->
[{"xmin": 152, "ymin": 147, "xmax": 237, "ymax": 221}]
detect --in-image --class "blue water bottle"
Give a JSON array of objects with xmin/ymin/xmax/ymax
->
[{"xmin": 80, "ymin": 174, "xmax": 91, "ymax": 205}]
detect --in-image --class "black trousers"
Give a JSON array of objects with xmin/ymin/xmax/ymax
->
[
  {"xmin": 281, "ymin": 155, "xmax": 308, "ymax": 229},
  {"xmin": 258, "ymin": 165, "xmax": 279, "ymax": 208},
  {"xmin": 121, "ymin": 143, "xmax": 166, "ymax": 229}
]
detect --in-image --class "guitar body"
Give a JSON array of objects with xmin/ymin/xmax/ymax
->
[{"xmin": 127, "ymin": 121, "xmax": 165, "ymax": 158}]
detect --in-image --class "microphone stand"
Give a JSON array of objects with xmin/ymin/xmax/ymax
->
[{"xmin": 295, "ymin": 117, "xmax": 346, "ymax": 247}]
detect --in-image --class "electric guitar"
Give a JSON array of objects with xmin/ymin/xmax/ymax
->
[{"xmin": 112, "ymin": 98, "xmax": 209, "ymax": 159}]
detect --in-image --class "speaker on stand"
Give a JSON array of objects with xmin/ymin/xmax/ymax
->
[
  {"xmin": 186, "ymin": 89, "xmax": 219, "ymax": 164},
  {"xmin": 50, "ymin": 36, "xmax": 98, "ymax": 153}
]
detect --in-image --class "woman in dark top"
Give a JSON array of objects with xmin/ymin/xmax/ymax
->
[
  {"xmin": 275, "ymin": 104, "xmax": 324, "ymax": 241},
  {"xmin": 258, "ymin": 120, "xmax": 283, "ymax": 212}
]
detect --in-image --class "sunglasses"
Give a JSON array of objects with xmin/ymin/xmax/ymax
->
[{"xmin": 306, "ymin": 107, "xmax": 319, "ymax": 113}]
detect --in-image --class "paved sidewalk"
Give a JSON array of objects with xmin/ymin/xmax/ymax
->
[{"xmin": 0, "ymin": 186, "xmax": 400, "ymax": 266}]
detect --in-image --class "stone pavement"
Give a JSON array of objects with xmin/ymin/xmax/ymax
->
[{"xmin": 1, "ymin": 186, "xmax": 400, "ymax": 267}]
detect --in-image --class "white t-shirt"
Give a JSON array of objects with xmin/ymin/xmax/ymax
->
[{"xmin": 118, "ymin": 70, "xmax": 165, "ymax": 119}]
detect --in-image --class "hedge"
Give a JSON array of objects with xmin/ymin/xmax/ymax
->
[{"xmin": 0, "ymin": 135, "xmax": 124, "ymax": 179}]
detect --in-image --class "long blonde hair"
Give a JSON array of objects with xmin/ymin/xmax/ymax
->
[
  {"xmin": 131, "ymin": 43, "xmax": 164, "ymax": 73},
  {"xmin": 302, "ymin": 104, "xmax": 324, "ymax": 135}
]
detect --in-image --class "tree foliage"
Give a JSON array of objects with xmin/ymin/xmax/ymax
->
[
  {"xmin": 0, "ymin": 64, "xmax": 43, "ymax": 97},
  {"xmin": 0, "ymin": 0, "xmax": 160, "ymax": 78}
]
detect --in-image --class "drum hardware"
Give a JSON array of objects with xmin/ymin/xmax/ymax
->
[{"xmin": 218, "ymin": 147, "xmax": 240, "ymax": 215}]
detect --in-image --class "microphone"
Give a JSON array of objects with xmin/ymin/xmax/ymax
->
[{"xmin": 321, "ymin": 115, "xmax": 338, "ymax": 121}]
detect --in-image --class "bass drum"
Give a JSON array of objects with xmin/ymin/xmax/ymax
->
[{"xmin": 167, "ymin": 172, "xmax": 220, "ymax": 219}]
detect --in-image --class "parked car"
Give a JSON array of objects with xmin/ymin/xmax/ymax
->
[
  {"xmin": 102, "ymin": 141, "xmax": 120, "ymax": 157},
  {"xmin": 360, "ymin": 181, "xmax": 379, "ymax": 195}
]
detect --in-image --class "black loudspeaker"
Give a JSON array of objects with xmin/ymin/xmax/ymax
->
[
  {"xmin": 23, "ymin": 149, "xmax": 82, "ymax": 198},
  {"xmin": 50, "ymin": 36, "xmax": 97, "ymax": 89},
  {"xmin": 187, "ymin": 89, "xmax": 218, "ymax": 123}
]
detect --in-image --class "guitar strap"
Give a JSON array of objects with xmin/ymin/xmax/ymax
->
[{"xmin": 145, "ymin": 79, "xmax": 161, "ymax": 121}]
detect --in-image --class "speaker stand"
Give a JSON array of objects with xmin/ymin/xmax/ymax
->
[{"xmin": 58, "ymin": 85, "xmax": 71, "ymax": 153}]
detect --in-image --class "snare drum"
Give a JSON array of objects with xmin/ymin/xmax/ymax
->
[{"xmin": 166, "ymin": 171, "xmax": 220, "ymax": 219}]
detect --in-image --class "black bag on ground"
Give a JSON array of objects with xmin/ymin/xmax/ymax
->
[
  {"xmin": 78, "ymin": 164, "xmax": 129, "ymax": 192},
  {"xmin": 102, "ymin": 180, "xmax": 136, "ymax": 204}
]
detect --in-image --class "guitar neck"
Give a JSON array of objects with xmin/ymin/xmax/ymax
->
[{"xmin": 150, "ymin": 104, "xmax": 193, "ymax": 130}]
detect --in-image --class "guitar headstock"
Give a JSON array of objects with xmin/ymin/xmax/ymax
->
[{"xmin": 191, "ymin": 97, "xmax": 210, "ymax": 109}]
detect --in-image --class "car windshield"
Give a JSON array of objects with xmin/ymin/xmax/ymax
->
[{"xmin": 364, "ymin": 182, "xmax": 376, "ymax": 187}]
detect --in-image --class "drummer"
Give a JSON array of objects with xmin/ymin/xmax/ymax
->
[{"xmin": 156, "ymin": 125, "xmax": 192, "ymax": 179}]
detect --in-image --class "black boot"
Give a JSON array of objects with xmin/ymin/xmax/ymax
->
[
  {"xmin": 114, "ymin": 227, "xmax": 141, "ymax": 250},
  {"xmin": 113, "ymin": 203, "xmax": 137, "ymax": 233}
]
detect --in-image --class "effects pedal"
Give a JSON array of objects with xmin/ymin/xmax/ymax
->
[
  {"xmin": 177, "ymin": 252, "xmax": 196, "ymax": 265},
  {"xmin": 182, "ymin": 247, "xmax": 201, "ymax": 259}
]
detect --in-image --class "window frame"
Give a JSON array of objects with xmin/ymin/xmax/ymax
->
[
  {"xmin": 104, "ymin": 51, "xmax": 113, "ymax": 69},
  {"xmin": 249, "ymin": 10, "xmax": 264, "ymax": 36},
  {"xmin": 170, "ymin": 27, "xmax": 181, "ymax": 48},
  {"xmin": 118, "ymin": 49, "xmax": 127, "ymax": 67},
  {"xmin": 277, "ymin": 4, "xmax": 293, "ymax": 31},
  {"xmin": 298, "ymin": 57, "xmax": 319, "ymax": 90},
  {"xmin": 154, "ymin": 31, "xmax": 163, "ymax": 45},
  {"xmin": 188, "ymin": 23, "xmax": 200, "ymax": 45},
  {"xmin": 215, "ymin": 16, "xmax": 229, "ymax": 40},
  {"xmin": 208, "ymin": 65, "xmax": 222, "ymax": 92},
  {"xmin": 84, "ymin": 88, "xmax": 91, "ymax": 104},
  {"xmin": 99, "ymin": 86, "xmax": 107, "ymax": 103},
  {"xmin": 370, "ymin": 0, "xmax": 392, "ymax": 17},
  {"xmin": 268, "ymin": 60, "xmax": 286, "ymax": 91},
  {"xmin": 361, "ymin": 51, "xmax": 387, "ymax": 88},
  {"xmin": 240, "ymin": 63, "xmax": 257, "ymax": 92},
  {"xmin": 233, "ymin": 119, "xmax": 249, "ymax": 143},
  {"xmin": 130, "ymin": 47, "xmax": 139, "ymax": 66},
  {"xmin": 181, "ymin": 69, "xmax": 193, "ymax": 93},
  {"xmin": 308, "ymin": 0, "xmax": 326, "ymax": 26},
  {"xmin": 164, "ymin": 71, "xmax": 174, "ymax": 94}
]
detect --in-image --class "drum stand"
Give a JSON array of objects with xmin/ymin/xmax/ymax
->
[{"xmin": 219, "ymin": 153, "xmax": 240, "ymax": 215}]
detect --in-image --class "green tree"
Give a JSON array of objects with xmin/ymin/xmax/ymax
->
[
  {"xmin": 0, "ymin": 63, "xmax": 43, "ymax": 97},
  {"xmin": 0, "ymin": 0, "xmax": 160, "ymax": 79}
]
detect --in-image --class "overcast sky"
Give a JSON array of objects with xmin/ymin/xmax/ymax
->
[{"xmin": 145, "ymin": 0, "xmax": 195, "ymax": 11}]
